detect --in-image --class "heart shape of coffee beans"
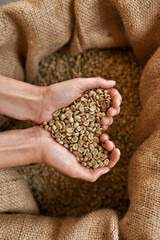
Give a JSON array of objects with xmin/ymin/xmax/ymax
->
[{"xmin": 41, "ymin": 88, "xmax": 112, "ymax": 168}]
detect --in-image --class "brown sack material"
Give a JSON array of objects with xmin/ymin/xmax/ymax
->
[
  {"xmin": 0, "ymin": 168, "xmax": 39, "ymax": 214},
  {"xmin": 119, "ymin": 48, "xmax": 160, "ymax": 239},
  {"xmin": 0, "ymin": 210, "xmax": 119, "ymax": 240},
  {"xmin": 0, "ymin": 0, "xmax": 160, "ymax": 240}
]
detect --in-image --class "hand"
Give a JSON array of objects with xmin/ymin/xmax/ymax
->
[
  {"xmin": 37, "ymin": 77, "xmax": 122, "ymax": 124},
  {"xmin": 0, "ymin": 75, "xmax": 121, "ymax": 126},
  {"xmin": 38, "ymin": 126, "xmax": 120, "ymax": 182}
]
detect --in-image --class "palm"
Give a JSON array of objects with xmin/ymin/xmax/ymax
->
[
  {"xmin": 42, "ymin": 133, "xmax": 111, "ymax": 181},
  {"xmin": 40, "ymin": 128, "xmax": 120, "ymax": 182},
  {"xmin": 39, "ymin": 79, "xmax": 85, "ymax": 123},
  {"xmin": 44, "ymin": 134, "xmax": 79, "ymax": 171}
]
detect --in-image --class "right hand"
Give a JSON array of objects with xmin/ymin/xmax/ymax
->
[
  {"xmin": 36, "ymin": 77, "xmax": 122, "ymax": 124},
  {"xmin": 36, "ymin": 126, "xmax": 120, "ymax": 182}
]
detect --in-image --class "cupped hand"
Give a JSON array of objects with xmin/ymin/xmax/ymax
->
[
  {"xmin": 37, "ymin": 126, "xmax": 120, "ymax": 182},
  {"xmin": 37, "ymin": 77, "xmax": 122, "ymax": 124},
  {"xmin": 36, "ymin": 77, "xmax": 122, "ymax": 181}
]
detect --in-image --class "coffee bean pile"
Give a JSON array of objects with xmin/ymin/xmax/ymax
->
[{"xmin": 40, "ymin": 88, "xmax": 112, "ymax": 168}]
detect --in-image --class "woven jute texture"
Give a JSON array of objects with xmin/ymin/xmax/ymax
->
[{"xmin": 0, "ymin": 1, "xmax": 160, "ymax": 239}]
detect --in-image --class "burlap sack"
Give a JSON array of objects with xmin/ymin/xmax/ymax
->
[{"xmin": 0, "ymin": 1, "xmax": 160, "ymax": 239}]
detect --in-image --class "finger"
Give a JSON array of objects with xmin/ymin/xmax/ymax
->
[
  {"xmin": 73, "ymin": 163, "xmax": 110, "ymax": 182},
  {"xmin": 112, "ymin": 95, "xmax": 122, "ymax": 108},
  {"xmin": 104, "ymin": 140, "xmax": 115, "ymax": 151},
  {"xmin": 108, "ymin": 88, "xmax": 122, "ymax": 108},
  {"xmin": 76, "ymin": 77, "xmax": 116, "ymax": 92},
  {"xmin": 100, "ymin": 133, "xmax": 109, "ymax": 143},
  {"xmin": 107, "ymin": 148, "xmax": 120, "ymax": 169},
  {"xmin": 102, "ymin": 125, "xmax": 109, "ymax": 130},
  {"xmin": 101, "ymin": 116, "xmax": 113, "ymax": 126},
  {"xmin": 107, "ymin": 107, "xmax": 119, "ymax": 117},
  {"xmin": 117, "ymin": 107, "xmax": 120, "ymax": 115}
]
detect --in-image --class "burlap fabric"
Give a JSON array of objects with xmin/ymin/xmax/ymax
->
[{"xmin": 0, "ymin": 1, "xmax": 160, "ymax": 239}]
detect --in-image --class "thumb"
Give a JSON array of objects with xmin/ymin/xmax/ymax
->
[{"xmin": 72, "ymin": 163, "xmax": 110, "ymax": 182}]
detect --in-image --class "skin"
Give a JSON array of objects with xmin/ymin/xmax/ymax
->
[{"xmin": 0, "ymin": 75, "xmax": 122, "ymax": 182}]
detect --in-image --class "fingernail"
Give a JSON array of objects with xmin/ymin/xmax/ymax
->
[
  {"xmin": 103, "ymin": 125, "xmax": 108, "ymax": 130},
  {"xmin": 105, "ymin": 119, "xmax": 110, "ymax": 124},
  {"xmin": 118, "ymin": 100, "xmax": 121, "ymax": 106},
  {"xmin": 112, "ymin": 109, "xmax": 117, "ymax": 115},
  {"xmin": 109, "ymin": 80, "xmax": 116, "ymax": 84},
  {"xmin": 117, "ymin": 148, "xmax": 121, "ymax": 155}
]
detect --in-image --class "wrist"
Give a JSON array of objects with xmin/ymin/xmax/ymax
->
[
  {"xmin": 32, "ymin": 125, "xmax": 51, "ymax": 164},
  {"xmin": 18, "ymin": 84, "xmax": 44, "ymax": 124},
  {"xmin": 34, "ymin": 85, "xmax": 57, "ymax": 124},
  {"xmin": 31, "ymin": 126, "xmax": 44, "ymax": 164},
  {"xmin": 30, "ymin": 85, "xmax": 44, "ymax": 123},
  {"xmin": 0, "ymin": 127, "xmax": 43, "ymax": 169},
  {"xmin": 21, "ymin": 126, "xmax": 42, "ymax": 165},
  {"xmin": 0, "ymin": 74, "xmax": 44, "ymax": 123}
]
